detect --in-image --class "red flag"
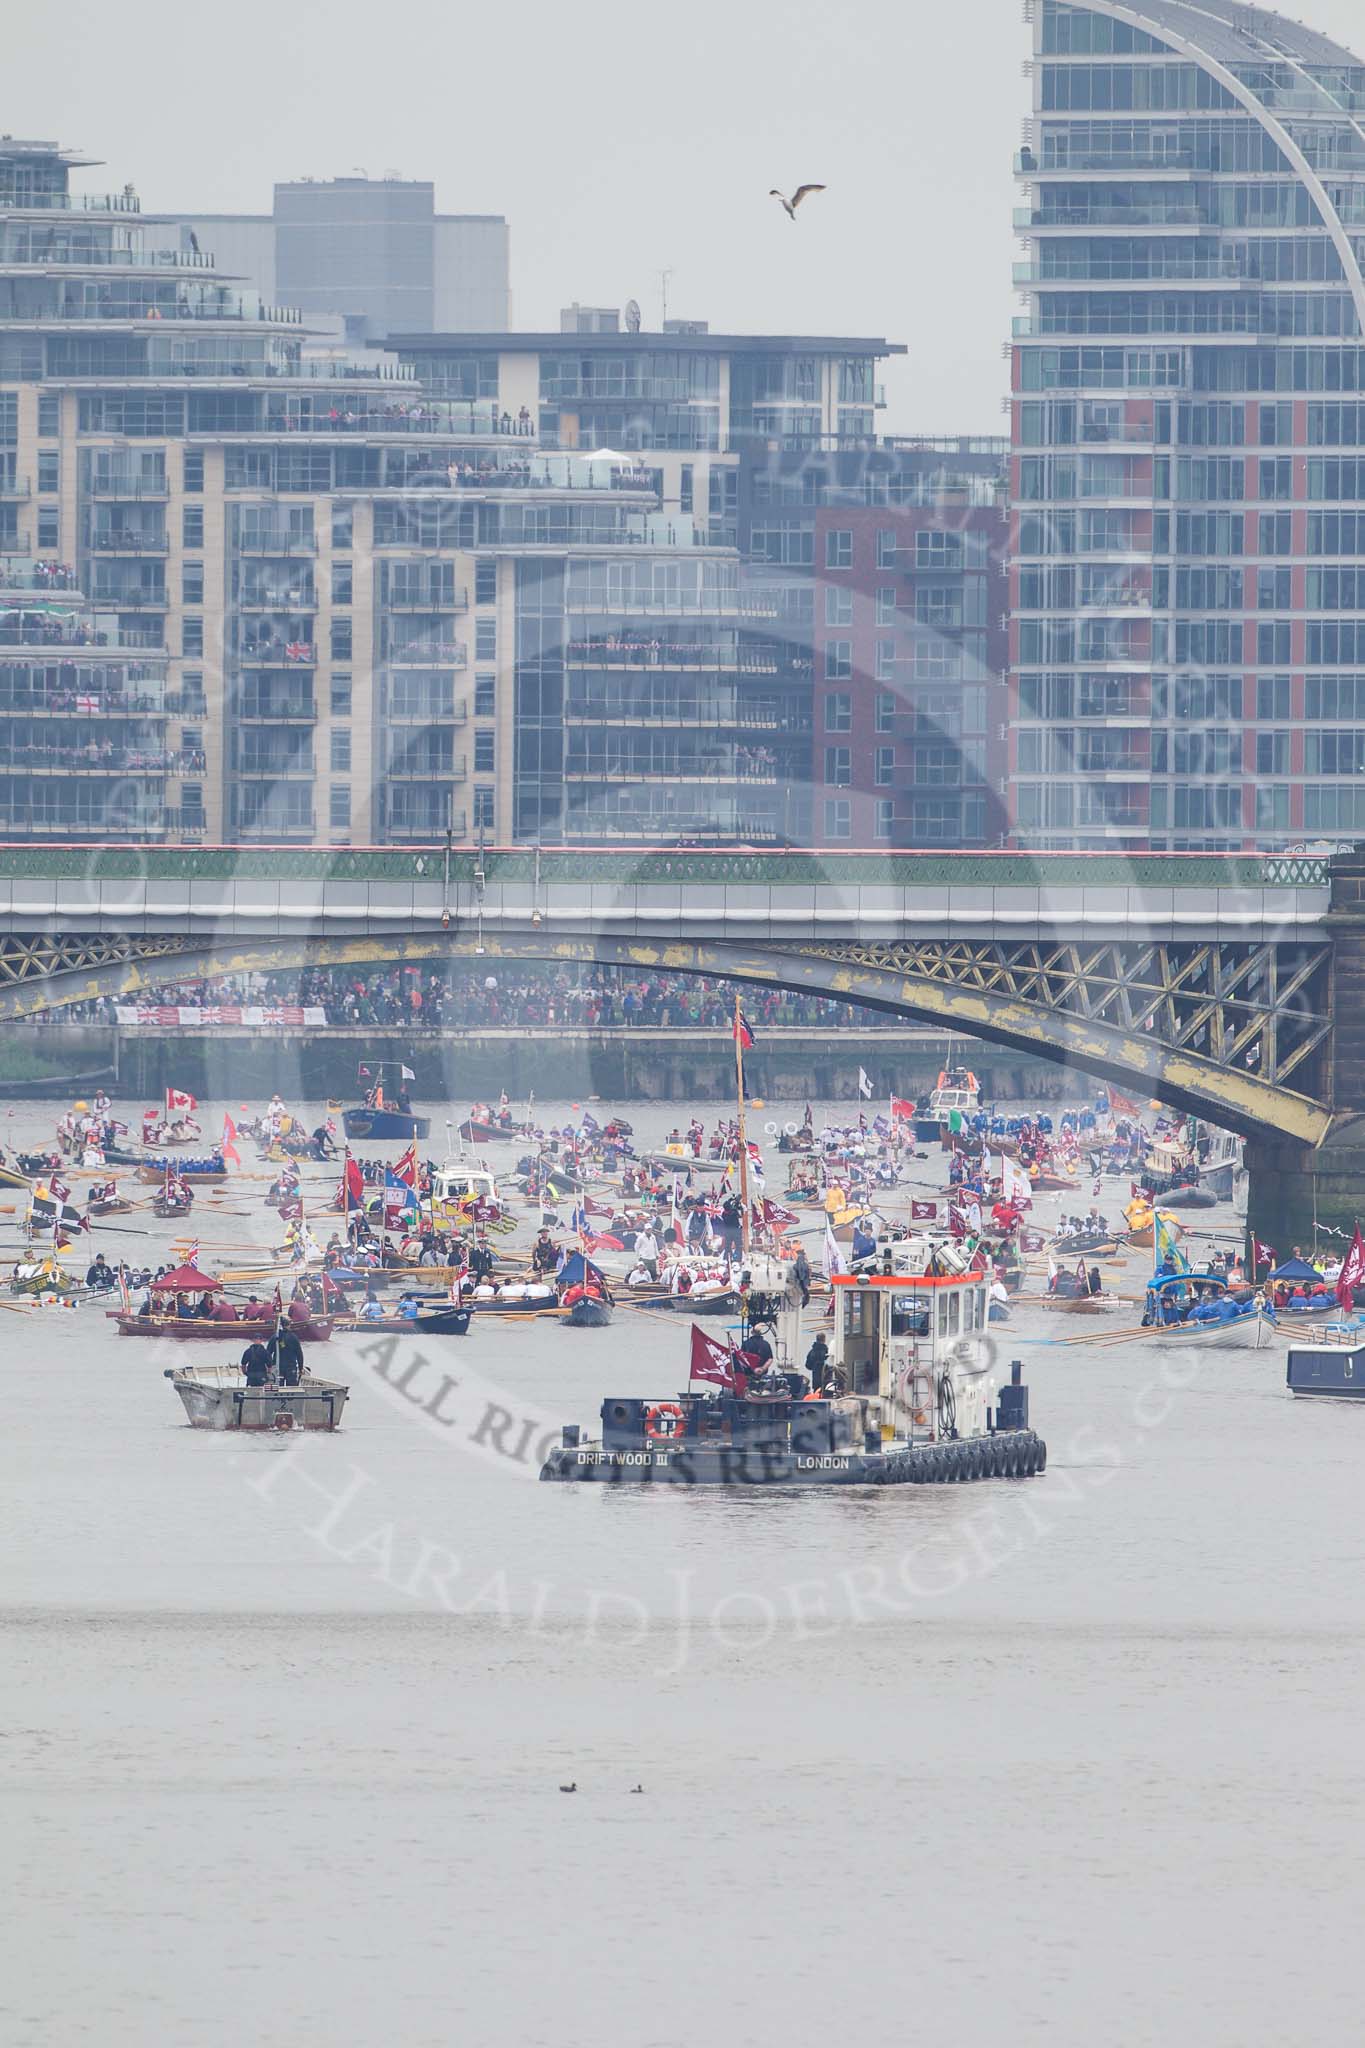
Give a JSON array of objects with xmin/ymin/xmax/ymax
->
[
  {"xmin": 762, "ymin": 1197, "xmax": 798, "ymax": 1227},
  {"xmin": 221, "ymin": 1114, "xmax": 242, "ymax": 1169},
  {"xmin": 891, "ymin": 1096, "xmax": 916, "ymax": 1121},
  {"xmin": 49, "ymin": 1175, "xmax": 70, "ymax": 1204},
  {"xmin": 689, "ymin": 1324, "xmax": 737, "ymax": 1390},
  {"xmin": 910, "ymin": 1200, "xmax": 938, "ymax": 1222},
  {"xmin": 339, "ymin": 1157, "xmax": 365, "ymax": 1210},
  {"xmin": 1336, "ymin": 1226, "xmax": 1365, "ymax": 1308},
  {"xmin": 1107, "ymin": 1088, "xmax": 1140, "ymax": 1118},
  {"xmin": 393, "ymin": 1142, "xmax": 417, "ymax": 1189},
  {"xmin": 733, "ymin": 1012, "xmax": 755, "ymax": 1051}
]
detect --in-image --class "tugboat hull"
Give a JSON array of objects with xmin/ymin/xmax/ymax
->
[
  {"xmin": 1287, "ymin": 1341, "xmax": 1365, "ymax": 1398},
  {"xmin": 542, "ymin": 1430, "xmax": 1046, "ymax": 1486},
  {"xmin": 341, "ymin": 1109, "xmax": 431, "ymax": 1141}
]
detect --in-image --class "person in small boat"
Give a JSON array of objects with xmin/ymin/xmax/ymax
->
[
  {"xmin": 468, "ymin": 1237, "xmax": 496, "ymax": 1285},
  {"xmin": 310, "ymin": 1124, "xmax": 337, "ymax": 1161},
  {"xmin": 267, "ymin": 1323, "xmax": 304, "ymax": 1387},
  {"xmin": 240, "ymin": 1341, "xmax": 270, "ymax": 1387},
  {"xmin": 531, "ymin": 1228, "xmax": 559, "ymax": 1278},
  {"xmin": 85, "ymin": 1253, "xmax": 115, "ymax": 1291},
  {"xmin": 359, "ymin": 1289, "xmax": 386, "ymax": 1322}
]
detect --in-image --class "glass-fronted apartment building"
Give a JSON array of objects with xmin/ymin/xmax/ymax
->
[
  {"xmin": 1010, "ymin": 0, "xmax": 1365, "ymax": 848},
  {"xmin": 0, "ymin": 135, "xmax": 1005, "ymax": 849}
]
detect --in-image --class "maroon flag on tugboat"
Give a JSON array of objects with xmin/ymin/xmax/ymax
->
[
  {"xmin": 689, "ymin": 1324, "xmax": 738, "ymax": 1391},
  {"xmin": 1336, "ymin": 1226, "xmax": 1365, "ymax": 1309}
]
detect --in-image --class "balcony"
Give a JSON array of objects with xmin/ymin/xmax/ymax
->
[
  {"xmin": 564, "ymin": 590, "xmax": 777, "ymax": 619},
  {"xmin": 234, "ymin": 815, "xmax": 316, "ymax": 841},
  {"xmin": 387, "ymin": 701, "xmax": 467, "ymax": 725},
  {"xmin": 0, "ymin": 558, "xmax": 80, "ymax": 595},
  {"xmin": 236, "ymin": 755, "xmax": 315, "ymax": 780},
  {"xmin": 1016, "ymin": 204, "xmax": 1209, "ymax": 230},
  {"xmin": 0, "ymin": 191, "xmax": 144, "ymax": 213},
  {"xmin": 0, "ymin": 688, "xmax": 166, "ymax": 718},
  {"xmin": 385, "ymin": 641, "xmax": 468, "ymax": 668},
  {"xmin": 236, "ymin": 641, "xmax": 316, "ymax": 668},
  {"xmin": 236, "ymin": 700, "xmax": 316, "ymax": 723},
  {"xmin": 0, "ymin": 743, "xmax": 171, "ymax": 775},
  {"xmin": 387, "ymin": 754, "xmax": 467, "ymax": 781},
  {"xmin": 87, "ymin": 474, "xmax": 168, "ymax": 501},
  {"xmin": 382, "ymin": 589, "xmax": 470, "ymax": 613},
  {"xmin": 259, "ymin": 400, "xmax": 525, "ymax": 438},
  {"xmin": 165, "ymin": 693, "xmax": 208, "ymax": 718},
  {"xmin": 234, "ymin": 533, "xmax": 316, "ymax": 557},
  {"xmin": 387, "ymin": 810, "xmax": 467, "ymax": 841},
  {"xmin": 88, "ymin": 530, "xmax": 168, "ymax": 554},
  {"xmin": 236, "ymin": 588, "xmax": 316, "ymax": 611},
  {"xmin": 0, "ymin": 475, "xmax": 30, "ymax": 499}
]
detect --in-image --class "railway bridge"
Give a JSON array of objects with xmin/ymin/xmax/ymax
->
[{"xmin": 0, "ymin": 841, "xmax": 1361, "ymax": 1239}]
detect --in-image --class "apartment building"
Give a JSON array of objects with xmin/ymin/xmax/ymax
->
[{"xmin": 1011, "ymin": 0, "xmax": 1365, "ymax": 849}]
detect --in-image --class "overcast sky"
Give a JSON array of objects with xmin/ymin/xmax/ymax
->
[{"xmin": 13, "ymin": 0, "xmax": 1365, "ymax": 433}]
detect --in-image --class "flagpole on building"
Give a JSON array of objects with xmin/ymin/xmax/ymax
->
[{"xmin": 733, "ymin": 993, "xmax": 751, "ymax": 1261}]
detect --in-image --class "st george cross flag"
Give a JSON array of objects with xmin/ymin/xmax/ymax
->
[
  {"xmin": 689, "ymin": 1324, "xmax": 738, "ymax": 1391},
  {"xmin": 858, "ymin": 1067, "xmax": 873, "ymax": 1099}
]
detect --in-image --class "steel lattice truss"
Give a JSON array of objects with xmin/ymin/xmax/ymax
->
[
  {"xmin": 0, "ymin": 933, "xmax": 189, "ymax": 991},
  {"xmin": 792, "ymin": 938, "xmax": 1333, "ymax": 1094}
]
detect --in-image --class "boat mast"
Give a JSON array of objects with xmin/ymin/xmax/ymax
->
[{"xmin": 734, "ymin": 992, "xmax": 751, "ymax": 1259}]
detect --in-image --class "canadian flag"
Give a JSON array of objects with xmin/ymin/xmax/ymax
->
[
  {"xmin": 166, "ymin": 1087, "xmax": 196, "ymax": 1114},
  {"xmin": 221, "ymin": 1113, "xmax": 242, "ymax": 1169},
  {"xmin": 689, "ymin": 1324, "xmax": 738, "ymax": 1391}
]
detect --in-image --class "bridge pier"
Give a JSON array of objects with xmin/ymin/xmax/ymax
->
[{"xmin": 1245, "ymin": 847, "xmax": 1365, "ymax": 1253}]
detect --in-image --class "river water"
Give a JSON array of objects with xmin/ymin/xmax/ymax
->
[{"xmin": 3, "ymin": 1091, "xmax": 1362, "ymax": 2048}]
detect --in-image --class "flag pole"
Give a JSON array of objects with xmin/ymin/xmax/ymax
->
[{"xmin": 734, "ymin": 992, "xmax": 750, "ymax": 1261}]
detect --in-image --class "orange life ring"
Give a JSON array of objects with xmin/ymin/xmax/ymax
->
[{"xmin": 644, "ymin": 1401, "xmax": 686, "ymax": 1442}]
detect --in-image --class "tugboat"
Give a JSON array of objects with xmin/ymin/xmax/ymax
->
[
  {"xmin": 341, "ymin": 1062, "xmax": 431, "ymax": 1143},
  {"xmin": 541, "ymin": 1238, "xmax": 1045, "ymax": 1487}
]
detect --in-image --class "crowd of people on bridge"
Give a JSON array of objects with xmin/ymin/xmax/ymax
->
[{"xmin": 61, "ymin": 965, "xmax": 916, "ymax": 1034}]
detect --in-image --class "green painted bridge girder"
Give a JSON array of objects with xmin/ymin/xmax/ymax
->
[{"xmin": 0, "ymin": 925, "xmax": 1331, "ymax": 1147}]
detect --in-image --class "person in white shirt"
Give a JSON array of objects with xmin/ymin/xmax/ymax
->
[{"xmin": 634, "ymin": 1226, "xmax": 659, "ymax": 1279}]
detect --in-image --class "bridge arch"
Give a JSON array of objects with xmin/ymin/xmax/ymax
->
[{"xmin": 6, "ymin": 925, "xmax": 1331, "ymax": 1145}]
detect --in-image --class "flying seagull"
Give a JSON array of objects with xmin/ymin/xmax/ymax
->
[{"xmin": 770, "ymin": 184, "xmax": 826, "ymax": 221}]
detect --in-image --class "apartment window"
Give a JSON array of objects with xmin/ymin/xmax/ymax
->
[
  {"xmin": 37, "ymin": 451, "xmax": 59, "ymax": 495},
  {"xmin": 473, "ymin": 787, "xmax": 495, "ymax": 829},
  {"xmin": 824, "ymin": 692, "xmax": 852, "ymax": 733},
  {"xmin": 183, "ymin": 450, "xmax": 203, "ymax": 493},
  {"xmin": 37, "ymin": 509, "xmax": 58, "ymax": 550},
  {"xmin": 875, "ymin": 797, "xmax": 895, "ymax": 840},
  {"xmin": 183, "ymin": 617, "xmax": 204, "ymax": 656},
  {"xmin": 180, "ymin": 670, "xmax": 205, "ymax": 710},
  {"xmin": 825, "ymin": 529, "xmax": 852, "ymax": 569},
  {"xmin": 1259, "ymin": 458, "xmax": 1292, "ymax": 501},
  {"xmin": 475, "ymin": 618, "xmax": 497, "ymax": 661},
  {"xmin": 875, "ymin": 746, "xmax": 895, "ymax": 786},
  {"xmin": 474, "ymin": 730, "xmax": 495, "ymax": 774},
  {"xmin": 1256, "ymin": 675, "xmax": 1291, "ymax": 720},
  {"xmin": 331, "ymin": 677, "xmax": 352, "ymax": 716},
  {"xmin": 330, "ymin": 730, "xmax": 352, "ymax": 774},
  {"xmin": 824, "ymin": 640, "xmax": 852, "ymax": 682},
  {"xmin": 823, "ymin": 797, "xmax": 851, "ymax": 839},
  {"xmin": 680, "ymin": 464, "xmax": 694, "ymax": 513},
  {"xmin": 1257, "ymin": 622, "xmax": 1290, "ymax": 665},
  {"xmin": 1257, "ymin": 568, "xmax": 1291, "ymax": 610},
  {"xmin": 332, "ymin": 562, "xmax": 353, "ymax": 605},
  {"xmin": 182, "ymin": 506, "xmax": 204, "ymax": 549},
  {"xmin": 181, "ymin": 562, "xmax": 204, "ymax": 605},
  {"xmin": 824, "ymin": 746, "xmax": 851, "ymax": 786},
  {"xmin": 824, "ymin": 585, "xmax": 853, "ymax": 627},
  {"xmin": 475, "ymin": 559, "xmax": 497, "ymax": 605},
  {"xmin": 1256, "ymin": 731, "xmax": 1289, "ymax": 776},
  {"xmin": 876, "ymin": 529, "xmax": 899, "ymax": 569},
  {"xmin": 875, "ymin": 691, "xmax": 896, "ymax": 733},
  {"xmin": 329, "ymin": 785, "xmax": 351, "ymax": 831},
  {"xmin": 1258, "ymin": 512, "xmax": 1291, "ymax": 555},
  {"xmin": 37, "ymin": 395, "xmax": 59, "ymax": 437},
  {"xmin": 1255, "ymin": 785, "xmax": 1289, "ymax": 833},
  {"xmin": 331, "ymin": 619, "xmax": 352, "ymax": 661},
  {"xmin": 474, "ymin": 674, "xmax": 495, "ymax": 717},
  {"xmin": 876, "ymin": 585, "xmax": 897, "ymax": 626},
  {"xmin": 876, "ymin": 639, "xmax": 896, "ymax": 681}
]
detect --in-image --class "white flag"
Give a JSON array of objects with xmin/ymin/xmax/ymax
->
[
  {"xmin": 857, "ymin": 1067, "xmax": 873, "ymax": 1099},
  {"xmin": 1004, "ymin": 1155, "xmax": 1033, "ymax": 1208},
  {"xmin": 401, "ymin": 1065, "xmax": 416, "ymax": 1082},
  {"xmin": 823, "ymin": 1220, "xmax": 848, "ymax": 1277}
]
